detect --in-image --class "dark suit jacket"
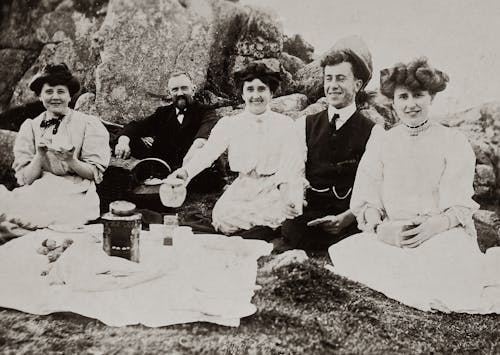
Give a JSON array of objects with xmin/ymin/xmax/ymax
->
[{"xmin": 120, "ymin": 102, "xmax": 218, "ymax": 169}]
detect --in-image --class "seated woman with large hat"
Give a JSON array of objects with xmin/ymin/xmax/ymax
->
[{"xmin": 0, "ymin": 63, "xmax": 110, "ymax": 239}]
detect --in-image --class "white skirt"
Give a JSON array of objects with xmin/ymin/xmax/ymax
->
[
  {"xmin": 329, "ymin": 228, "xmax": 500, "ymax": 313},
  {"xmin": 2, "ymin": 172, "xmax": 100, "ymax": 228},
  {"xmin": 212, "ymin": 173, "xmax": 285, "ymax": 234}
]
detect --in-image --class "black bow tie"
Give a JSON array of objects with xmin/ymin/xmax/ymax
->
[{"xmin": 40, "ymin": 115, "xmax": 64, "ymax": 134}]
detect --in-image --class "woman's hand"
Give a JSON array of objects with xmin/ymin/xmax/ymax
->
[
  {"xmin": 52, "ymin": 146, "xmax": 76, "ymax": 162},
  {"xmin": 399, "ymin": 215, "xmax": 450, "ymax": 248},
  {"xmin": 364, "ymin": 207, "xmax": 382, "ymax": 232},
  {"xmin": 278, "ymin": 182, "xmax": 302, "ymax": 219},
  {"xmin": 167, "ymin": 168, "xmax": 189, "ymax": 183},
  {"xmin": 36, "ymin": 138, "xmax": 51, "ymax": 156}
]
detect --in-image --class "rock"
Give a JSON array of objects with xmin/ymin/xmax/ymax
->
[
  {"xmin": 233, "ymin": 6, "xmax": 282, "ymax": 60},
  {"xmin": 270, "ymin": 93, "xmax": 308, "ymax": 114},
  {"xmin": 0, "ymin": 129, "xmax": 17, "ymax": 189},
  {"xmin": 94, "ymin": 0, "xmax": 219, "ymax": 124},
  {"xmin": 280, "ymin": 52, "xmax": 305, "ymax": 77},
  {"xmin": 0, "ymin": 49, "xmax": 39, "ymax": 112},
  {"xmin": 195, "ymin": 90, "xmax": 233, "ymax": 108},
  {"xmin": 215, "ymin": 106, "xmax": 243, "ymax": 118},
  {"xmin": 438, "ymin": 101, "xmax": 500, "ymax": 200},
  {"xmin": 262, "ymin": 249, "xmax": 308, "ymax": 272},
  {"xmin": 359, "ymin": 106, "xmax": 387, "ymax": 127},
  {"xmin": 287, "ymin": 97, "xmax": 328, "ymax": 120},
  {"xmin": 475, "ymin": 164, "xmax": 496, "ymax": 189},
  {"xmin": 0, "ymin": 101, "xmax": 45, "ymax": 132},
  {"xmin": 9, "ymin": 0, "xmax": 106, "ymax": 107},
  {"xmin": 474, "ymin": 209, "xmax": 500, "ymax": 227},
  {"xmin": 74, "ymin": 92, "xmax": 98, "ymax": 116},
  {"xmin": 283, "ymin": 34, "xmax": 314, "ymax": 63},
  {"xmin": 295, "ymin": 59, "xmax": 324, "ymax": 102}
]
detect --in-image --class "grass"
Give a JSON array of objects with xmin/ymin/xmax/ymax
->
[
  {"xmin": 0, "ymin": 194, "xmax": 499, "ymax": 354},
  {"xmin": 1, "ymin": 257, "xmax": 499, "ymax": 354}
]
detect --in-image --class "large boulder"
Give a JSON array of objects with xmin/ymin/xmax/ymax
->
[
  {"xmin": 0, "ymin": 0, "xmax": 66, "ymax": 111},
  {"xmin": 294, "ymin": 59, "xmax": 323, "ymax": 103},
  {"xmin": 93, "ymin": 0, "xmax": 285, "ymax": 124},
  {"xmin": 280, "ymin": 52, "xmax": 305, "ymax": 77},
  {"xmin": 0, "ymin": 49, "xmax": 39, "ymax": 112},
  {"xmin": 9, "ymin": 0, "xmax": 107, "ymax": 108},
  {"xmin": 94, "ymin": 0, "xmax": 217, "ymax": 124},
  {"xmin": 270, "ymin": 93, "xmax": 308, "ymax": 114},
  {"xmin": 439, "ymin": 101, "xmax": 500, "ymax": 199}
]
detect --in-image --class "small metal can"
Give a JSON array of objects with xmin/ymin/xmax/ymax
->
[{"xmin": 102, "ymin": 201, "xmax": 142, "ymax": 262}]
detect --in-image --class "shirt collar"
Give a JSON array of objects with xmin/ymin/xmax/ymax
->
[{"xmin": 327, "ymin": 103, "xmax": 356, "ymax": 125}]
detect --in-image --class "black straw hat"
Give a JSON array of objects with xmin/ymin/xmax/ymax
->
[{"xmin": 29, "ymin": 63, "xmax": 80, "ymax": 96}]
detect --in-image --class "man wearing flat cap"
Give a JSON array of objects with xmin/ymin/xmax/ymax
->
[
  {"xmin": 280, "ymin": 35, "xmax": 384, "ymax": 250},
  {"xmin": 114, "ymin": 71, "xmax": 222, "ymax": 191}
]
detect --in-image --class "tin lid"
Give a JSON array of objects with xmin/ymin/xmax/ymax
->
[{"xmin": 109, "ymin": 200, "xmax": 136, "ymax": 216}]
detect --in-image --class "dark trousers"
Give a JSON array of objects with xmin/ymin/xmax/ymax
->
[{"xmin": 281, "ymin": 190, "xmax": 359, "ymax": 251}]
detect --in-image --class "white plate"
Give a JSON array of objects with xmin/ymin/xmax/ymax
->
[
  {"xmin": 48, "ymin": 224, "xmax": 87, "ymax": 233},
  {"xmin": 143, "ymin": 177, "xmax": 164, "ymax": 186}
]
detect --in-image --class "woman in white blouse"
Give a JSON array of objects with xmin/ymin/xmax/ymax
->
[
  {"xmin": 168, "ymin": 63, "xmax": 303, "ymax": 239},
  {"xmin": 329, "ymin": 58, "xmax": 500, "ymax": 313},
  {"xmin": 0, "ymin": 63, "xmax": 110, "ymax": 238}
]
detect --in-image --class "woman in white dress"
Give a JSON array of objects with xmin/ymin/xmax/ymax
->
[
  {"xmin": 168, "ymin": 63, "xmax": 303, "ymax": 239},
  {"xmin": 0, "ymin": 63, "xmax": 110, "ymax": 238},
  {"xmin": 329, "ymin": 58, "xmax": 500, "ymax": 313}
]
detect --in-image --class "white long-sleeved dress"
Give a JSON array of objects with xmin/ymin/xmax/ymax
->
[
  {"xmin": 329, "ymin": 123, "xmax": 500, "ymax": 313},
  {"xmin": 184, "ymin": 108, "xmax": 304, "ymax": 234},
  {"xmin": 1, "ymin": 109, "xmax": 110, "ymax": 228}
]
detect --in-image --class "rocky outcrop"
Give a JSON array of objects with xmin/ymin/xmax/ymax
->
[
  {"xmin": 0, "ymin": 0, "xmax": 62, "ymax": 111},
  {"xmin": 283, "ymin": 34, "xmax": 314, "ymax": 63},
  {"xmin": 8, "ymin": 0, "xmax": 107, "ymax": 108},
  {"xmin": 280, "ymin": 52, "xmax": 305, "ymax": 77},
  {"xmin": 270, "ymin": 93, "xmax": 308, "ymax": 114},
  {"xmin": 0, "ymin": 129, "xmax": 17, "ymax": 189},
  {"xmin": 440, "ymin": 101, "xmax": 500, "ymax": 199},
  {"xmin": 2, "ymin": 0, "xmax": 286, "ymax": 125}
]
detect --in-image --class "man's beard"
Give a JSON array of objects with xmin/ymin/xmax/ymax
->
[{"xmin": 173, "ymin": 94, "xmax": 192, "ymax": 110}]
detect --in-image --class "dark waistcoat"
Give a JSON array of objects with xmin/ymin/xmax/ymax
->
[{"xmin": 305, "ymin": 109, "xmax": 375, "ymax": 199}]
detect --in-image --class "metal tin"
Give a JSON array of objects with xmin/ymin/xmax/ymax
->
[{"xmin": 102, "ymin": 210, "xmax": 142, "ymax": 263}]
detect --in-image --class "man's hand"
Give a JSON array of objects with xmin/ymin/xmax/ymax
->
[
  {"xmin": 183, "ymin": 138, "xmax": 206, "ymax": 165},
  {"xmin": 399, "ymin": 214, "xmax": 450, "ymax": 248},
  {"xmin": 307, "ymin": 211, "xmax": 355, "ymax": 235},
  {"xmin": 114, "ymin": 136, "xmax": 131, "ymax": 159},
  {"xmin": 141, "ymin": 137, "xmax": 154, "ymax": 148}
]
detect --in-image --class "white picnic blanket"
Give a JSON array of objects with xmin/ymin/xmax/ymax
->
[{"xmin": 0, "ymin": 225, "xmax": 272, "ymax": 327}]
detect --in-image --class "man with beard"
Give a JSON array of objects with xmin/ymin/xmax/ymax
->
[
  {"xmin": 114, "ymin": 71, "xmax": 222, "ymax": 191},
  {"xmin": 280, "ymin": 36, "xmax": 383, "ymax": 251}
]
